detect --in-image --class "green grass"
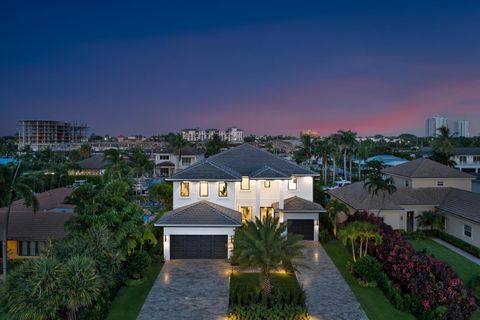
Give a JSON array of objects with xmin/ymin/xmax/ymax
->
[
  {"xmin": 323, "ymin": 240, "xmax": 414, "ymax": 320},
  {"xmin": 106, "ymin": 262, "xmax": 163, "ymax": 320},
  {"xmin": 409, "ymin": 238, "xmax": 480, "ymax": 320}
]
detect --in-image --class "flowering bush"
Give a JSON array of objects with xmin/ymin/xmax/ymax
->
[{"xmin": 345, "ymin": 212, "xmax": 476, "ymax": 320}]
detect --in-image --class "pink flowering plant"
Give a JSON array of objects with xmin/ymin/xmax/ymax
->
[{"xmin": 344, "ymin": 212, "xmax": 476, "ymax": 320}]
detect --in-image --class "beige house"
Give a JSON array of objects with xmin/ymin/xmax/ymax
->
[{"xmin": 329, "ymin": 158, "xmax": 480, "ymax": 248}]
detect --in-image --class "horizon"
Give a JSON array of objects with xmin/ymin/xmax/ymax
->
[{"xmin": 1, "ymin": 1, "xmax": 480, "ymax": 136}]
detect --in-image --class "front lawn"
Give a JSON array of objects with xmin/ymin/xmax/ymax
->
[
  {"xmin": 106, "ymin": 261, "xmax": 163, "ymax": 320},
  {"xmin": 323, "ymin": 240, "xmax": 414, "ymax": 320}
]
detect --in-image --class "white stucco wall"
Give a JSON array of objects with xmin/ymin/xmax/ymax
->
[
  {"xmin": 411, "ymin": 178, "xmax": 472, "ymax": 191},
  {"xmin": 443, "ymin": 214, "xmax": 480, "ymax": 248},
  {"xmin": 163, "ymin": 226, "xmax": 236, "ymax": 260}
]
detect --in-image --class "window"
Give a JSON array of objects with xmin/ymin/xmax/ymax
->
[
  {"xmin": 264, "ymin": 180, "xmax": 271, "ymax": 188},
  {"xmin": 159, "ymin": 155, "xmax": 169, "ymax": 160},
  {"xmin": 405, "ymin": 180, "xmax": 409, "ymax": 187},
  {"xmin": 199, "ymin": 181, "xmax": 208, "ymax": 197},
  {"xmin": 464, "ymin": 224, "xmax": 472, "ymax": 238},
  {"xmin": 437, "ymin": 181, "xmax": 444, "ymax": 187},
  {"xmin": 288, "ymin": 177, "xmax": 297, "ymax": 190},
  {"xmin": 18, "ymin": 241, "xmax": 45, "ymax": 256},
  {"xmin": 180, "ymin": 182, "xmax": 190, "ymax": 197},
  {"xmin": 218, "ymin": 182, "xmax": 228, "ymax": 197},
  {"xmin": 459, "ymin": 156, "xmax": 467, "ymax": 163},
  {"xmin": 181, "ymin": 157, "xmax": 192, "ymax": 166},
  {"xmin": 240, "ymin": 206, "xmax": 252, "ymax": 222},
  {"xmin": 260, "ymin": 207, "xmax": 274, "ymax": 220},
  {"xmin": 474, "ymin": 156, "xmax": 480, "ymax": 163},
  {"xmin": 160, "ymin": 168, "xmax": 170, "ymax": 176},
  {"xmin": 241, "ymin": 176, "xmax": 250, "ymax": 190}
]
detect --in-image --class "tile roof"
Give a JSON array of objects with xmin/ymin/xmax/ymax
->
[
  {"xmin": 329, "ymin": 183, "xmax": 480, "ymax": 223},
  {"xmin": 419, "ymin": 147, "xmax": 480, "ymax": 157},
  {"xmin": 78, "ymin": 154, "xmax": 110, "ymax": 170},
  {"xmin": 272, "ymin": 196, "xmax": 326, "ymax": 212},
  {"xmin": 155, "ymin": 201, "xmax": 242, "ymax": 226},
  {"xmin": 382, "ymin": 158, "xmax": 474, "ymax": 179},
  {"xmin": 167, "ymin": 144, "xmax": 317, "ymax": 181},
  {"xmin": 0, "ymin": 188, "xmax": 74, "ymax": 241}
]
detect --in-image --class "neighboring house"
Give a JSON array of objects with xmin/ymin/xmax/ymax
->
[
  {"xmin": 155, "ymin": 143, "xmax": 324, "ymax": 260},
  {"xmin": 68, "ymin": 154, "xmax": 111, "ymax": 176},
  {"xmin": 0, "ymin": 188, "xmax": 74, "ymax": 260},
  {"xmin": 329, "ymin": 158, "xmax": 480, "ymax": 248},
  {"xmin": 151, "ymin": 146, "xmax": 204, "ymax": 177},
  {"xmin": 419, "ymin": 147, "xmax": 480, "ymax": 175}
]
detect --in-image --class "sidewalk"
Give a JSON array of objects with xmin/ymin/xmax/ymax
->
[{"xmin": 432, "ymin": 238, "xmax": 480, "ymax": 266}]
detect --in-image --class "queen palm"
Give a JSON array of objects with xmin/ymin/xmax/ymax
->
[
  {"xmin": 232, "ymin": 216, "xmax": 305, "ymax": 300},
  {"xmin": 335, "ymin": 130, "xmax": 358, "ymax": 181},
  {"xmin": 0, "ymin": 161, "xmax": 39, "ymax": 282},
  {"xmin": 338, "ymin": 222, "xmax": 361, "ymax": 262},
  {"xmin": 326, "ymin": 199, "xmax": 350, "ymax": 238},
  {"xmin": 363, "ymin": 175, "xmax": 397, "ymax": 215}
]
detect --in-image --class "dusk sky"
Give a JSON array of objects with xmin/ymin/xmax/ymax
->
[{"xmin": 1, "ymin": 1, "xmax": 480, "ymax": 137}]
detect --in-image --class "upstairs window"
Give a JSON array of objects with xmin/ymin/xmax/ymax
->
[
  {"xmin": 159, "ymin": 155, "xmax": 169, "ymax": 160},
  {"xmin": 218, "ymin": 182, "xmax": 228, "ymax": 197},
  {"xmin": 464, "ymin": 224, "xmax": 472, "ymax": 238},
  {"xmin": 437, "ymin": 181, "xmax": 444, "ymax": 187},
  {"xmin": 180, "ymin": 182, "xmax": 190, "ymax": 197},
  {"xmin": 241, "ymin": 176, "xmax": 250, "ymax": 190},
  {"xmin": 181, "ymin": 157, "xmax": 192, "ymax": 166},
  {"xmin": 200, "ymin": 181, "xmax": 209, "ymax": 197},
  {"xmin": 264, "ymin": 180, "xmax": 271, "ymax": 188},
  {"xmin": 288, "ymin": 177, "xmax": 297, "ymax": 190}
]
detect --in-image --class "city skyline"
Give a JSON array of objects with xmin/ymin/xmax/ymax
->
[{"xmin": 1, "ymin": 1, "xmax": 480, "ymax": 136}]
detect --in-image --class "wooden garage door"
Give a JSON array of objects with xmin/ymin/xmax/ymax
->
[
  {"xmin": 288, "ymin": 220, "xmax": 314, "ymax": 240},
  {"xmin": 170, "ymin": 235, "xmax": 228, "ymax": 259}
]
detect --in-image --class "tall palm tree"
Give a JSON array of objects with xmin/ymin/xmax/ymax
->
[
  {"xmin": 356, "ymin": 143, "xmax": 370, "ymax": 180},
  {"xmin": 335, "ymin": 130, "xmax": 358, "ymax": 181},
  {"xmin": 0, "ymin": 161, "xmax": 39, "ymax": 282},
  {"xmin": 326, "ymin": 199, "xmax": 350, "ymax": 238},
  {"xmin": 430, "ymin": 126, "xmax": 456, "ymax": 167},
  {"xmin": 131, "ymin": 146, "xmax": 154, "ymax": 177},
  {"xmin": 103, "ymin": 148, "xmax": 128, "ymax": 178},
  {"xmin": 167, "ymin": 134, "xmax": 188, "ymax": 170},
  {"xmin": 363, "ymin": 175, "xmax": 397, "ymax": 214},
  {"xmin": 232, "ymin": 216, "xmax": 305, "ymax": 300}
]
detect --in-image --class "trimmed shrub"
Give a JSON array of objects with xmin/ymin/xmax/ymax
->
[
  {"xmin": 228, "ymin": 304, "xmax": 309, "ymax": 320},
  {"xmin": 318, "ymin": 229, "xmax": 331, "ymax": 243},
  {"xmin": 229, "ymin": 273, "xmax": 305, "ymax": 307},
  {"xmin": 125, "ymin": 250, "xmax": 151, "ymax": 280},
  {"xmin": 438, "ymin": 231, "xmax": 480, "ymax": 258},
  {"xmin": 352, "ymin": 255, "xmax": 382, "ymax": 286}
]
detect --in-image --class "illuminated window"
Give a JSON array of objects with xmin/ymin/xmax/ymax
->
[
  {"xmin": 264, "ymin": 180, "xmax": 271, "ymax": 188},
  {"xmin": 199, "ymin": 181, "xmax": 208, "ymax": 197},
  {"xmin": 241, "ymin": 176, "xmax": 250, "ymax": 190},
  {"xmin": 288, "ymin": 177, "xmax": 297, "ymax": 190},
  {"xmin": 218, "ymin": 182, "xmax": 228, "ymax": 197},
  {"xmin": 260, "ymin": 207, "xmax": 274, "ymax": 220},
  {"xmin": 240, "ymin": 206, "xmax": 252, "ymax": 222},
  {"xmin": 180, "ymin": 182, "xmax": 190, "ymax": 197}
]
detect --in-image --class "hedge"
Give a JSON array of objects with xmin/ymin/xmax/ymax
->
[
  {"xmin": 437, "ymin": 231, "xmax": 480, "ymax": 258},
  {"xmin": 228, "ymin": 305, "xmax": 309, "ymax": 320}
]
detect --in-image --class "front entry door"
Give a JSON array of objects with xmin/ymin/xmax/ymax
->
[{"xmin": 406, "ymin": 211, "xmax": 414, "ymax": 232}]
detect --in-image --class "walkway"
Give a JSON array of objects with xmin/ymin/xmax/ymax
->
[
  {"xmin": 433, "ymin": 238, "xmax": 480, "ymax": 266},
  {"xmin": 138, "ymin": 260, "xmax": 231, "ymax": 320},
  {"xmin": 295, "ymin": 241, "xmax": 368, "ymax": 320}
]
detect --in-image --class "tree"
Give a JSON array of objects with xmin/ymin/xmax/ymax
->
[
  {"xmin": 326, "ymin": 199, "xmax": 350, "ymax": 238},
  {"xmin": 416, "ymin": 210, "xmax": 444, "ymax": 230},
  {"xmin": 363, "ymin": 175, "xmax": 397, "ymax": 214},
  {"xmin": 430, "ymin": 126, "xmax": 457, "ymax": 167},
  {"xmin": 338, "ymin": 222, "xmax": 360, "ymax": 262},
  {"xmin": 78, "ymin": 144, "xmax": 93, "ymax": 159},
  {"xmin": 334, "ymin": 130, "xmax": 358, "ymax": 181},
  {"xmin": 103, "ymin": 149, "xmax": 129, "ymax": 178},
  {"xmin": 232, "ymin": 216, "xmax": 305, "ymax": 300},
  {"xmin": 149, "ymin": 182, "xmax": 173, "ymax": 210},
  {"xmin": 205, "ymin": 134, "xmax": 225, "ymax": 157},
  {"xmin": 131, "ymin": 146, "xmax": 154, "ymax": 177},
  {"xmin": 0, "ymin": 162, "xmax": 39, "ymax": 282},
  {"xmin": 338, "ymin": 221, "xmax": 381, "ymax": 261},
  {"xmin": 167, "ymin": 134, "xmax": 188, "ymax": 169},
  {"xmin": 69, "ymin": 149, "xmax": 81, "ymax": 162}
]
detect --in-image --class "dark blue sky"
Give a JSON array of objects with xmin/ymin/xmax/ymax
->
[{"xmin": 1, "ymin": 1, "xmax": 480, "ymax": 136}]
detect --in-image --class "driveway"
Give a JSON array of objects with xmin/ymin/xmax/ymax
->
[
  {"xmin": 138, "ymin": 260, "xmax": 231, "ymax": 320},
  {"xmin": 295, "ymin": 241, "xmax": 368, "ymax": 320}
]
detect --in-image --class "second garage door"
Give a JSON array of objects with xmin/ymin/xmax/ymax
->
[
  {"xmin": 170, "ymin": 235, "xmax": 228, "ymax": 259},
  {"xmin": 288, "ymin": 219, "xmax": 314, "ymax": 240}
]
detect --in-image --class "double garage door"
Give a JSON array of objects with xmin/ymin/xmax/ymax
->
[
  {"xmin": 170, "ymin": 235, "xmax": 228, "ymax": 259},
  {"xmin": 288, "ymin": 219, "xmax": 314, "ymax": 241}
]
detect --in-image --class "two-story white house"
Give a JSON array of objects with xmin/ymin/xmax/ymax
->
[
  {"xmin": 155, "ymin": 144, "xmax": 324, "ymax": 260},
  {"xmin": 151, "ymin": 146, "xmax": 205, "ymax": 177}
]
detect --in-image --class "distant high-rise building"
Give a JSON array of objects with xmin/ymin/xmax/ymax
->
[
  {"xmin": 455, "ymin": 120, "xmax": 470, "ymax": 137},
  {"xmin": 18, "ymin": 120, "xmax": 88, "ymax": 151},
  {"xmin": 426, "ymin": 116, "xmax": 448, "ymax": 137},
  {"xmin": 300, "ymin": 130, "xmax": 319, "ymax": 138},
  {"xmin": 181, "ymin": 127, "xmax": 244, "ymax": 143}
]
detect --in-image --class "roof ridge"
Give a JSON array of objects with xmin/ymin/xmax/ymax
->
[
  {"xmin": 205, "ymin": 159, "xmax": 241, "ymax": 179},
  {"xmin": 251, "ymin": 165, "xmax": 288, "ymax": 177}
]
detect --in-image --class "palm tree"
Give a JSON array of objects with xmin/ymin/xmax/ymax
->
[
  {"xmin": 167, "ymin": 134, "xmax": 188, "ymax": 170},
  {"xmin": 430, "ymin": 126, "xmax": 457, "ymax": 167},
  {"xmin": 356, "ymin": 143, "xmax": 370, "ymax": 180},
  {"xmin": 232, "ymin": 216, "xmax": 305, "ymax": 300},
  {"xmin": 416, "ymin": 210, "xmax": 444, "ymax": 230},
  {"xmin": 360, "ymin": 222, "xmax": 382, "ymax": 257},
  {"xmin": 338, "ymin": 222, "xmax": 360, "ymax": 262},
  {"xmin": 335, "ymin": 130, "xmax": 358, "ymax": 181},
  {"xmin": 131, "ymin": 146, "xmax": 154, "ymax": 177},
  {"xmin": 363, "ymin": 175, "xmax": 397, "ymax": 215},
  {"xmin": 103, "ymin": 148, "xmax": 128, "ymax": 178},
  {"xmin": 0, "ymin": 161, "xmax": 39, "ymax": 282},
  {"xmin": 326, "ymin": 199, "xmax": 350, "ymax": 238}
]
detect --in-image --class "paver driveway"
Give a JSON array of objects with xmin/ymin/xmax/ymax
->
[
  {"xmin": 138, "ymin": 259, "xmax": 231, "ymax": 320},
  {"xmin": 295, "ymin": 241, "xmax": 368, "ymax": 320}
]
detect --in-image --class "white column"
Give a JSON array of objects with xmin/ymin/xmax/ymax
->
[
  {"xmin": 279, "ymin": 180, "xmax": 285, "ymax": 210},
  {"xmin": 163, "ymin": 233, "xmax": 170, "ymax": 261},
  {"xmin": 255, "ymin": 180, "xmax": 261, "ymax": 219},
  {"xmin": 314, "ymin": 220, "xmax": 319, "ymax": 241}
]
